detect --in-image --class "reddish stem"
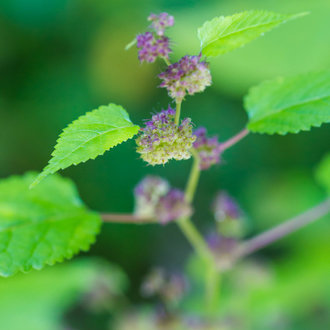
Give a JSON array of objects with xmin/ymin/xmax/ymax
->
[
  {"xmin": 220, "ymin": 128, "xmax": 249, "ymax": 152},
  {"xmin": 235, "ymin": 198, "xmax": 330, "ymax": 258},
  {"xmin": 101, "ymin": 213, "xmax": 154, "ymax": 224}
]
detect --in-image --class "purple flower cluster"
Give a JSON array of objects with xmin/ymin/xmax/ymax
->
[
  {"xmin": 134, "ymin": 176, "xmax": 170, "ymax": 219},
  {"xmin": 148, "ymin": 13, "xmax": 174, "ymax": 36},
  {"xmin": 136, "ymin": 32, "xmax": 171, "ymax": 63},
  {"xmin": 206, "ymin": 232, "xmax": 238, "ymax": 270},
  {"xmin": 213, "ymin": 191, "xmax": 241, "ymax": 222},
  {"xmin": 193, "ymin": 127, "xmax": 221, "ymax": 170},
  {"xmin": 136, "ymin": 107, "xmax": 196, "ymax": 165},
  {"xmin": 158, "ymin": 55, "xmax": 212, "ymax": 102},
  {"xmin": 135, "ymin": 12, "xmax": 174, "ymax": 63},
  {"xmin": 156, "ymin": 189, "xmax": 191, "ymax": 224},
  {"xmin": 212, "ymin": 191, "xmax": 244, "ymax": 238},
  {"xmin": 141, "ymin": 268, "xmax": 187, "ymax": 306},
  {"xmin": 134, "ymin": 176, "xmax": 192, "ymax": 224}
]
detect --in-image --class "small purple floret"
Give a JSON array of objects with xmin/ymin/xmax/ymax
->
[
  {"xmin": 193, "ymin": 127, "xmax": 221, "ymax": 170},
  {"xmin": 156, "ymin": 189, "xmax": 192, "ymax": 224},
  {"xmin": 158, "ymin": 55, "xmax": 212, "ymax": 101},
  {"xmin": 213, "ymin": 191, "xmax": 241, "ymax": 222},
  {"xmin": 136, "ymin": 32, "xmax": 171, "ymax": 63}
]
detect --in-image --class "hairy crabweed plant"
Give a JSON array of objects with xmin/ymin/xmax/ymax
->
[{"xmin": 1, "ymin": 9, "xmax": 330, "ymax": 322}]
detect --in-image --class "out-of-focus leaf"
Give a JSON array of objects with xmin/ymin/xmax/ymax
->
[
  {"xmin": 315, "ymin": 152, "xmax": 330, "ymax": 195},
  {"xmin": 32, "ymin": 104, "xmax": 139, "ymax": 187},
  {"xmin": 244, "ymin": 71, "xmax": 330, "ymax": 134},
  {"xmin": 0, "ymin": 173, "xmax": 101, "ymax": 276},
  {"xmin": 198, "ymin": 11, "xmax": 306, "ymax": 57},
  {"xmin": 0, "ymin": 258, "xmax": 127, "ymax": 330}
]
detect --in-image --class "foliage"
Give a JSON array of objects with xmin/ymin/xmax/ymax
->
[
  {"xmin": 0, "ymin": 4, "xmax": 329, "ymax": 330},
  {"xmin": 198, "ymin": 11, "xmax": 306, "ymax": 57},
  {"xmin": 0, "ymin": 173, "xmax": 101, "ymax": 276},
  {"xmin": 315, "ymin": 152, "xmax": 330, "ymax": 195},
  {"xmin": 32, "ymin": 104, "xmax": 139, "ymax": 187},
  {"xmin": 244, "ymin": 71, "xmax": 330, "ymax": 134},
  {"xmin": 0, "ymin": 258, "xmax": 127, "ymax": 330}
]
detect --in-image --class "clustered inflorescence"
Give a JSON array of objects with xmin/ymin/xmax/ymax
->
[
  {"xmin": 136, "ymin": 13, "xmax": 174, "ymax": 63},
  {"xmin": 193, "ymin": 127, "xmax": 222, "ymax": 170},
  {"xmin": 136, "ymin": 107, "xmax": 196, "ymax": 165},
  {"xmin": 132, "ymin": 12, "xmax": 219, "ymax": 225},
  {"xmin": 158, "ymin": 55, "xmax": 212, "ymax": 102},
  {"xmin": 148, "ymin": 13, "xmax": 174, "ymax": 36},
  {"xmin": 134, "ymin": 176, "xmax": 192, "ymax": 224},
  {"xmin": 212, "ymin": 191, "xmax": 244, "ymax": 239},
  {"xmin": 213, "ymin": 191, "xmax": 241, "ymax": 222},
  {"xmin": 141, "ymin": 268, "xmax": 187, "ymax": 306}
]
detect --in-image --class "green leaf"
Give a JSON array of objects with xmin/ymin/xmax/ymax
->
[
  {"xmin": 0, "ymin": 258, "xmax": 127, "ymax": 330},
  {"xmin": 198, "ymin": 10, "xmax": 307, "ymax": 57},
  {"xmin": 244, "ymin": 71, "xmax": 330, "ymax": 134},
  {"xmin": 0, "ymin": 172, "xmax": 101, "ymax": 276},
  {"xmin": 31, "ymin": 104, "xmax": 140, "ymax": 187},
  {"xmin": 315, "ymin": 153, "xmax": 330, "ymax": 195}
]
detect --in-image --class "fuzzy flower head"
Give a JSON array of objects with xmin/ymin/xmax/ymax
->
[
  {"xmin": 134, "ymin": 176, "xmax": 192, "ymax": 224},
  {"xmin": 206, "ymin": 232, "xmax": 238, "ymax": 270},
  {"xmin": 193, "ymin": 127, "xmax": 221, "ymax": 170},
  {"xmin": 155, "ymin": 189, "xmax": 192, "ymax": 224},
  {"xmin": 134, "ymin": 176, "xmax": 170, "ymax": 219},
  {"xmin": 136, "ymin": 106, "xmax": 196, "ymax": 166},
  {"xmin": 148, "ymin": 13, "xmax": 174, "ymax": 36},
  {"xmin": 136, "ymin": 32, "xmax": 171, "ymax": 63},
  {"xmin": 158, "ymin": 55, "xmax": 212, "ymax": 102},
  {"xmin": 212, "ymin": 191, "xmax": 244, "ymax": 238},
  {"xmin": 141, "ymin": 268, "xmax": 187, "ymax": 306},
  {"xmin": 213, "ymin": 191, "xmax": 241, "ymax": 222}
]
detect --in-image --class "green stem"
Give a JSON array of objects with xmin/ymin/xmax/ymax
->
[
  {"xmin": 177, "ymin": 217, "xmax": 213, "ymax": 263},
  {"xmin": 174, "ymin": 101, "xmax": 182, "ymax": 126},
  {"xmin": 176, "ymin": 153, "xmax": 213, "ymax": 263},
  {"xmin": 162, "ymin": 57, "xmax": 171, "ymax": 66},
  {"xmin": 125, "ymin": 38, "xmax": 137, "ymax": 50},
  {"xmin": 185, "ymin": 151, "xmax": 201, "ymax": 203},
  {"xmin": 206, "ymin": 263, "xmax": 221, "ymax": 313}
]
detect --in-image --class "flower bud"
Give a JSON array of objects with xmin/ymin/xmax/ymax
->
[
  {"xmin": 148, "ymin": 13, "xmax": 174, "ymax": 36},
  {"xmin": 134, "ymin": 176, "xmax": 192, "ymax": 224},
  {"xmin": 206, "ymin": 232, "xmax": 238, "ymax": 271},
  {"xmin": 158, "ymin": 55, "xmax": 212, "ymax": 102},
  {"xmin": 136, "ymin": 107, "xmax": 196, "ymax": 165},
  {"xmin": 193, "ymin": 127, "xmax": 221, "ymax": 170},
  {"xmin": 134, "ymin": 176, "xmax": 169, "ymax": 219},
  {"xmin": 212, "ymin": 191, "xmax": 244, "ymax": 238},
  {"xmin": 155, "ymin": 189, "xmax": 192, "ymax": 224}
]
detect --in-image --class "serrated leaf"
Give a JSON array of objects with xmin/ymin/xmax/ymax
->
[
  {"xmin": 0, "ymin": 172, "xmax": 101, "ymax": 276},
  {"xmin": 32, "ymin": 104, "xmax": 140, "ymax": 187},
  {"xmin": 315, "ymin": 153, "xmax": 330, "ymax": 195},
  {"xmin": 244, "ymin": 71, "xmax": 330, "ymax": 134},
  {"xmin": 198, "ymin": 10, "xmax": 307, "ymax": 57}
]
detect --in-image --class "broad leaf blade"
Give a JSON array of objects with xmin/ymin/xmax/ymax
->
[
  {"xmin": 244, "ymin": 71, "xmax": 330, "ymax": 134},
  {"xmin": 315, "ymin": 153, "xmax": 330, "ymax": 195},
  {"xmin": 198, "ymin": 11, "xmax": 307, "ymax": 57},
  {"xmin": 0, "ymin": 173, "xmax": 101, "ymax": 276},
  {"xmin": 32, "ymin": 104, "xmax": 139, "ymax": 187}
]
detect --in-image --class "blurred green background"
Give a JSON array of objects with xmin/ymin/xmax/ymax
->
[{"xmin": 0, "ymin": 0, "xmax": 329, "ymax": 329}]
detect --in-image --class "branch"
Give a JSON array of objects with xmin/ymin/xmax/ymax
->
[
  {"xmin": 101, "ymin": 213, "xmax": 155, "ymax": 224},
  {"xmin": 235, "ymin": 198, "xmax": 330, "ymax": 258},
  {"xmin": 220, "ymin": 128, "xmax": 249, "ymax": 152}
]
